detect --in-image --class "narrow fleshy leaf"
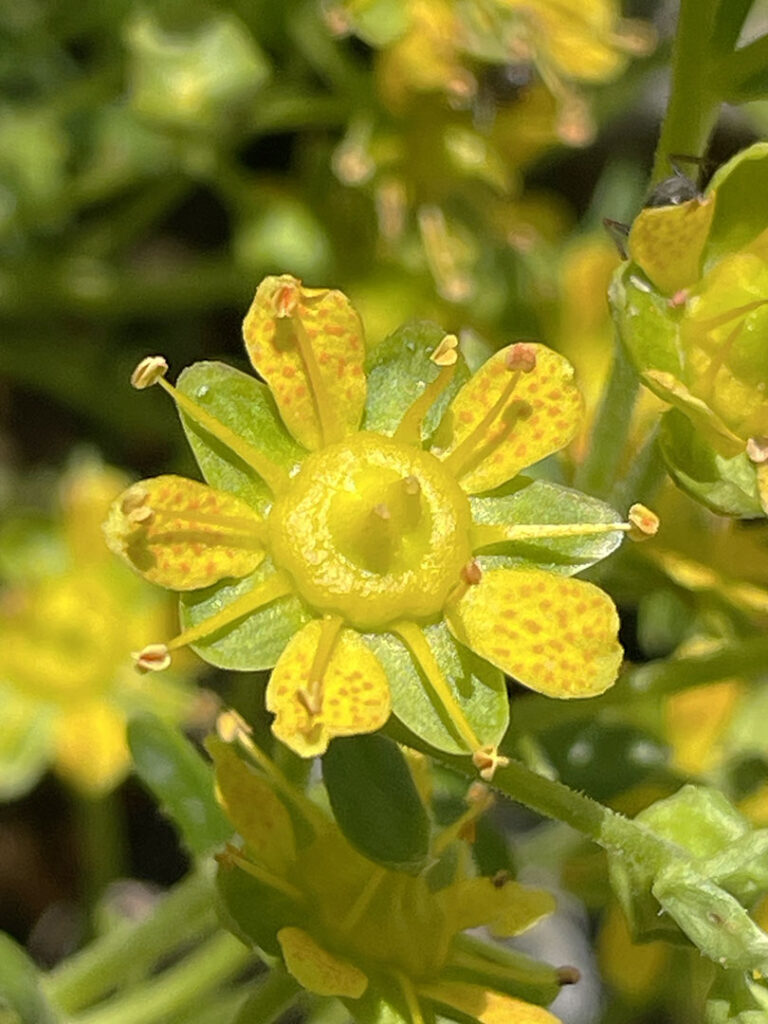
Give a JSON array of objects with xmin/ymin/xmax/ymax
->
[
  {"xmin": 242, "ymin": 274, "xmax": 366, "ymax": 450},
  {"xmin": 422, "ymin": 980, "xmax": 561, "ymax": 1024},
  {"xmin": 129, "ymin": 715, "xmax": 231, "ymax": 856},
  {"xmin": 0, "ymin": 685, "xmax": 52, "ymax": 801},
  {"xmin": 363, "ymin": 321, "xmax": 469, "ymax": 441},
  {"xmin": 446, "ymin": 567, "xmax": 623, "ymax": 699},
  {"xmin": 441, "ymin": 877, "xmax": 555, "ymax": 937},
  {"xmin": 628, "ymin": 194, "xmax": 715, "ymax": 295},
  {"xmin": 443, "ymin": 934, "xmax": 562, "ymax": 1007},
  {"xmin": 322, "ymin": 734, "xmax": 430, "ymax": 874},
  {"xmin": 0, "ymin": 934, "xmax": 58, "ymax": 1024},
  {"xmin": 179, "ymin": 559, "xmax": 311, "ymax": 670},
  {"xmin": 208, "ymin": 736, "xmax": 296, "ymax": 872},
  {"xmin": 658, "ymin": 409, "xmax": 763, "ymax": 518},
  {"xmin": 470, "ymin": 479, "xmax": 624, "ymax": 575},
  {"xmin": 364, "ymin": 621, "xmax": 508, "ymax": 755},
  {"xmin": 105, "ymin": 475, "xmax": 265, "ymax": 590},
  {"xmin": 437, "ymin": 344, "xmax": 583, "ymax": 494},
  {"xmin": 177, "ymin": 361, "xmax": 303, "ymax": 515},
  {"xmin": 266, "ymin": 621, "xmax": 391, "ymax": 757},
  {"xmin": 277, "ymin": 926, "xmax": 368, "ymax": 998}
]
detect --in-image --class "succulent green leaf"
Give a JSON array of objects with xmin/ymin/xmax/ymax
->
[
  {"xmin": 659, "ymin": 410, "xmax": 762, "ymax": 517},
  {"xmin": 705, "ymin": 143, "xmax": 768, "ymax": 266},
  {"xmin": 0, "ymin": 933, "xmax": 58, "ymax": 1024},
  {"xmin": 470, "ymin": 480, "xmax": 624, "ymax": 574},
  {"xmin": 322, "ymin": 734, "xmax": 431, "ymax": 874},
  {"xmin": 179, "ymin": 560, "xmax": 311, "ymax": 670},
  {"xmin": 128, "ymin": 714, "xmax": 232, "ymax": 856},
  {"xmin": 363, "ymin": 321, "xmax": 470, "ymax": 442},
  {"xmin": 364, "ymin": 621, "xmax": 508, "ymax": 756},
  {"xmin": 177, "ymin": 361, "xmax": 303, "ymax": 515}
]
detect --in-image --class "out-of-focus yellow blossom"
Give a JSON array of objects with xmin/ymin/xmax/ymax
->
[
  {"xmin": 210, "ymin": 718, "xmax": 567, "ymax": 1023},
  {"xmin": 0, "ymin": 460, "xmax": 195, "ymax": 799},
  {"xmin": 598, "ymin": 902, "xmax": 669, "ymax": 1005}
]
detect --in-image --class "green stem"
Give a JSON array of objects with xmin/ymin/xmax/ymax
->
[
  {"xmin": 71, "ymin": 931, "xmax": 252, "ymax": 1024},
  {"xmin": 75, "ymin": 791, "xmax": 127, "ymax": 935},
  {"xmin": 44, "ymin": 869, "xmax": 216, "ymax": 1014},
  {"xmin": 231, "ymin": 970, "xmax": 302, "ymax": 1024},
  {"xmin": 652, "ymin": 0, "xmax": 721, "ymax": 182},
  {"xmin": 573, "ymin": 340, "xmax": 639, "ymax": 500}
]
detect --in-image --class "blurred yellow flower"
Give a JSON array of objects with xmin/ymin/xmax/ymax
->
[{"xmin": 0, "ymin": 459, "xmax": 195, "ymax": 798}]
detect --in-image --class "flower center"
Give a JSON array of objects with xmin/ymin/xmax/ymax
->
[{"xmin": 267, "ymin": 432, "xmax": 472, "ymax": 630}]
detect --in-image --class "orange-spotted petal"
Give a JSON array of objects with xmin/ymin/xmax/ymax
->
[
  {"xmin": 421, "ymin": 981, "xmax": 562, "ymax": 1024},
  {"xmin": 242, "ymin": 274, "xmax": 366, "ymax": 450},
  {"xmin": 208, "ymin": 736, "xmax": 296, "ymax": 874},
  {"xmin": 438, "ymin": 344, "xmax": 583, "ymax": 494},
  {"xmin": 266, "ymin": 620, "xmax": 391, "ymax": 757},
  {"xmin": 105, "ymin": 475, "xmax": 265, "ymax": 590},
  {"xmin": 445, "ymin": 567, "xmax": 622, "ymax": 699},
  {"xmin": 628, "ymin": 194, "xmax": 715, "ymax": 295},
  {"xmin": 277, "ymin": 926, "xmax": 368, "ymax": 998}
]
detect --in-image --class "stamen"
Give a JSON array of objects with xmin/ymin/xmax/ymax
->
[
  {"xmin": 273, "ymin": 285, "xmax": 345, "ymax": 447},
  {"xmin": 219, "ymin": 844, "xmax": 305, "ymax": 903},
  {"xmin": 134, "ymin": 572, "xmax": 292, "ymax": 671},
  {"xmin": 129, "ymin": 357, "xmax": 290, "ymax": 497},
  {"xmin": 297, "ymin": 615, "xmax": 344, "ymax": 722},
  {"xmin": 433, "ymin": 781, "xmax": 494, "ymax": 856},
  {"xmin": 472, "ymin": 746, "xmax": 510, "ymax": 782},
  {"xmin": 627, "ymin": 504, "xmax": 660, "ymax": 541},
  {"xmin": 339, "ymin": 865, "xmax": 386, "ymax": 933},
  {"xmin": 747, "ymin": 437, "xmax": 768, "ymax": 464},
  {"xmin": 395, "ymin": 971, "xmax": 425, "ymax": 1024},
  {"xmin": 447, "ymin": 559, "xmax": 483, "ymax": 605},
  {"xmin": 441, "ymin": 343, "xmax": 537, "ymax": 480},
  {"xmin": 557, "ymin": 966, "xmax": 582, "ymax": 986},
  {"xmin": 392, "ymin": 620, "xmax": 482, "ymax": 755},
  {"xmin": 393, "ymin": 334, "xmax": 459, "ymax": 445}
]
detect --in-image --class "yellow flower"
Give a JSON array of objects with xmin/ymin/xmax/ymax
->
[
  {"xmin": 0, "ymin": 459, "xmax": 193, "ymax": 798},
  {"xmin": 209, "ymin": 715, "xmax": 568, "ymax": 1023},
  {"xmin": 105, "ymin": 275, "xmax": 647, "ymax": 774}
]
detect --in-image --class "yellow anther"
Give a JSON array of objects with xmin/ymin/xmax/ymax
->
[
  {"xmin": 431, "ymin": 333, "xmax": 459, "ymax": 367},
  {"xmin": 127, "ymin": 505, "xmax": 154, "ymax": 526},
  {"xmin": 133, "ymin": 643, "xmax": 171, "ymax": 672},
  {"xmin": 121, "ymin": 485, "xmax": 149, "ymax": 514},
  {"xmin": 627, "ymin": 503, "xmax": 660, "ymax": 541},
  {"xmin": 131, "ymin": 355, "xmax": 169, "ymax": 389},
  {"xmin": 505, "ymin": 342, "xmax": 537, "ymax": 373},
  {"xmin": 472, "ymin": 745, "xmax": 510, "ymax": 781},
  {"xmin": 216, "ymin": 709, "xmax": 252, "ymax": 743},
  {"xmin": 461, "ymin": 559, "xmax": 483, "ymax": 586},
  {"xmin": 747, "ymin": 436, "xmax": 768, "ymax": 464}
]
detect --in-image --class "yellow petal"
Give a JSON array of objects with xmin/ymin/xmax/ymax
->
[
  {"xmin": 440, "ymin": 877, "xmax": 555, "ymax": 937},
  {"xmin": 665, "ymin": 680, "xmax": 743, "ymax": 777},
  {"xmin": 439, "ymin": 344, "xmax": 582, "ymax": 494},
  {"xmin": 60, "ymin": 460, "xmax": 128, "ymax": 566},
  {"xmin": 446, "ymin": 567, "xmax": 622, "ymax": 698},
  {"xmin": 277, "ymin": 926, "xmax": 368, "ymax": 998},
  {"xmin": 266, "ymin": 621, "xmax": 391, "ymax": 757},
  {"xmin": 105, "ymin": 475, "xmax": 265, "ymax": 590},
  {"xmin": 242, "ymin": 275, "xmax": 366, "ymax": 450},
  {"xmin": 628, "ymin": 194, "xmax": 715, "ymax": 295},
  {"xmin": 421, "ymin": 980, "xmax": 561, "ymax": 1024},
  {"xmin": 641, "ymin": 370, "xmax": 744, "ymax": 457},
  {"xmin": 53, "ymin": 701, "xmax": 130, "ymax": 796},
  {"xmin": 208, "ymin": 736, "xmax": 296, "ymax": 873}
]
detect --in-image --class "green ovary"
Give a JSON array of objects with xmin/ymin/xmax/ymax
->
[{"xmin": 267, "ymin": 432, "xmax": 472, "ymax": 630}]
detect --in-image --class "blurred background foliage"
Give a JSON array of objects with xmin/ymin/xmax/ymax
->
[{"xmin": 3, "ymin": 1, "xmax": 768, "ymax": 1022}]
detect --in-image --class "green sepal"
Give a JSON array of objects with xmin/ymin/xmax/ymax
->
[
  {"xmin": 215, "ymin": 859, "xmax": 295, "ymax": 957},
  {"xmin": 659, "ymin": 410, "xmax": 762, "ymax": 517},
  {"xmin": 470, "ymin": 479, "xmax": 625, "ymax": 575},
  {"xmin": 176, "ymin": 361, "xmax": 303, "ymax": 515},
  {"xmin": 363, "ymin": 322, "xmax": 470, "ymax": 443},
  {"xmin": 0, "ymin": 933, "xmax": 58, "ymax": 1024},
  {"xmin": 653, "ymin": 864, "xmax": 768, "ymax": 972},
  {"xmin": 364, "ymin": 621, "xmax": 508, "ymax": 756},
  {"xmin": 179, "ymin": 560, "xmax": 311, "ymax": 670},
  {"xmin": 0, "ymin": 686, "xmax": 53, "ymax": 801},
  {"xmin": 706, "ymin": 968, "xmax": 768, "ymax": 1024},
  {"xmin": 128, "ymin": 714, "xmax": 232, "ymax": 856},
  {"xmin": 322, "ymin": 734, "xmax": 431, "ymax": 875},
  {"xmin": 609, "ymin": 263, "xmax": 683, "ymax": 379},
  {"xmin": 444, "ymin": 933, "xmax": 561, "ymax": 1008},
  {"xmin": 341, "ymin": 979, "xmax": 411, "ymax": 1024},
  {"xmin": 705, "ymin": 143, "xmax": 768, "ymax": 266}
]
